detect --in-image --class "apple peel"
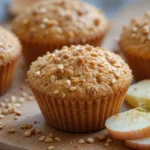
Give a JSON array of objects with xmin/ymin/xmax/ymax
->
[{"xmin": 125, "ymin": 137, "xmax": 150, "ymax": 150}]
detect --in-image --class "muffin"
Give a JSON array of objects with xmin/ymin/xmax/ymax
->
[
  {"xmin": 120, "ymin": 12, "xmax": 150, "ymax": 81},
  {"xmin": 0, "ymin": 27, "xmax": 21, "ymax": 95},
  {"xmin": 27, "ymin": 45, "xmax": 132, "ymax": 132},
  {"xmin": 9, "ymin": 0, "xmax": 45, "ymax": 17},
  {"xmin": 12, "ymin": 0, "xmax": 108, "ymax": 64}
]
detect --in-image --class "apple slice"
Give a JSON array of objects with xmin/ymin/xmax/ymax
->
[
  {"xmin": 125, "ymin": 80, "xmax": 150, "ymax": 109},
  {"xmin": 105, "ymin": 107, "xmax": 150, "ymax": 140},
  {"xmin": 125, "ymin": 137, "xmax": 150, "ymax": 150}
]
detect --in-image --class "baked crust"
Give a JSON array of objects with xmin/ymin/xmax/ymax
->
[
  {"xmin": 9, "ymin": 0, "xmax": 41, "ymax": 16},
  {"xmin": 12, "ymin": 0, "xmax": 108, "ymax": 44},
  {"xmin": 27, "ymin": 45, "xmax": 132, "ymax": 100},
  {"xmin": 120, "ymin": 12, "xmax": 150, "ymax": 59},
  {"xmin": 0, "ymin": 27, "xmax": 21, "ymax": 65}
]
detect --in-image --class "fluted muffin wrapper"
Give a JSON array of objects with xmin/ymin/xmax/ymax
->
[
  {"xmin": 123, "ymin": 51, "xmax": 150, "ymax": 81},
  {"xmin": 30, "ymin": 85, "xmax": 129, "ymax": 133},
  {"xmin": 20, "ymin": 31, "xmax": 107, "ymax": 65},
  {"xmin": 0, "ymin": 57, "xmax": 19, "ymax": 95}
]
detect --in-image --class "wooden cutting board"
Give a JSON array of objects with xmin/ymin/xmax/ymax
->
[{"xmin": 0, "ymin": 0, "xmax": 150, "ymax": 149}]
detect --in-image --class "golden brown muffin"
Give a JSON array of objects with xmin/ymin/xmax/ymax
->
[
  {"xmin": 9, "ymin": 0, "xmax": 42, "ymax": 17},
  {"xmin": 27, "ymin": 45, "xmax": 132, "ymax": 132},
  {"xmin": 12, "ymin": 0, "xmax": 108, "ymax": 65},
  {"xmin": 120, "ymin": 12, "xmax": 150, "ymax": 81},
  {"xmin": 0, "ymin": 27, "xmax": 21, "ymax": 95},
  {"xmin": 9, "ymin": 0, "xmax": 71, "ymax": 16}
]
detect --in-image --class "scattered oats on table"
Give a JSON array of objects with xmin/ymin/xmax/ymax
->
[
  {"xmin": 39, "ymin": 136, "xmax": 46, "ymax": 142},
  {"xmin": 45, "ymin": 137, "xmax": 53, "ymax": 143},
  {"xmin": 86, "ymin": 137, "xmax": 95, "ymax": 144},
  {"xmin": 8, "ymin": 127, "xmax": 15, "ymax": 133},
  {"xmin": 55, "ymin": 137, "xmax": 61, "ymax": 142},
  {"xmin": 47, "ymin": 146, "xmax": 55, "ymax": 150},
  {"xmin": 78, "ymin": 139, "xmax": 85, "ymax": 144}
]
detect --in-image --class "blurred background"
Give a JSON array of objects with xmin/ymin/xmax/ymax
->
[{"xmin": 0, "ymin": 0, "xmax": 136, "ymax": 23}]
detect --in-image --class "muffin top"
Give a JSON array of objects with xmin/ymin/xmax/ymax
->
[
  {"xmin": 120, "ymin": 12, "xmax": 150, "ymax": 59},
  {"xmin": 12, "ymin": 0, "xmax": 108, "ymax": 44},
  {"xmin": 27, "ymin": 45, "xmax": 132, "ymax": 100},
  {"xmin": 0, "ymin": 27, "xmax": 21, "ymax": 65},
  {"xmin": 9, "ymin": 0, "xmax": 42, "ymax": 16}
]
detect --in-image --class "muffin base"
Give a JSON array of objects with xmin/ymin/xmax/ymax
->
[
  {"xmin": 0, "ymin": 57, "xmax": 19, "ymax": 95},
  {"xmin": 20, "ymin": 32, "xmax": 107, "ymax": 65},
  {"xmin": 30, "ymin": 86, "xmax": 129, "ymax": 133},
  {"xmin": 123, "ymin": 51, "xmax": 150, "ymax": 81}
]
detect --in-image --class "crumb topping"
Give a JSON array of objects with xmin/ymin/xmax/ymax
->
[
  {"xmin": 120, "ymin": 12, "xmax": 150, "ymax": 58},
  {"xmin": 12, "ymin": 0, "xmax": 108, "ymax": 43},
  {"xmin": 0, "ymin": 27, "xmax": 21, "ymax": 65},
  {"xmin": 28, "ymin": 45, "xmax": 132, "ymax": 100}
]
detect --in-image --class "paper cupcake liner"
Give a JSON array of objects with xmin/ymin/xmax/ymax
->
[
  {"xmin": 20, "ymin": 31, "xmax": 107, "ymax": 65},
  {"xmin": 123, "ymin": 51, "xmax": 150, "ymax": 81},
  {"xmin": 30, "ymin": 86, "xmax": 129, "ymax": 133},
  {"xmin": 0, "ymin": 57, "xmax": 19, "ymax": 95}
]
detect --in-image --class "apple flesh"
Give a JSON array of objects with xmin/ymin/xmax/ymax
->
[
  {"xmin": 105, "ymin": 107, "xmax": 150, "ymax": 140},
  {"xmin": 125, "ymin": 80, "xmax": 150, "ymax": 109},
  {"xmin": 125, "ymin": 137, "xmax": 150, "ymax": 150}
]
